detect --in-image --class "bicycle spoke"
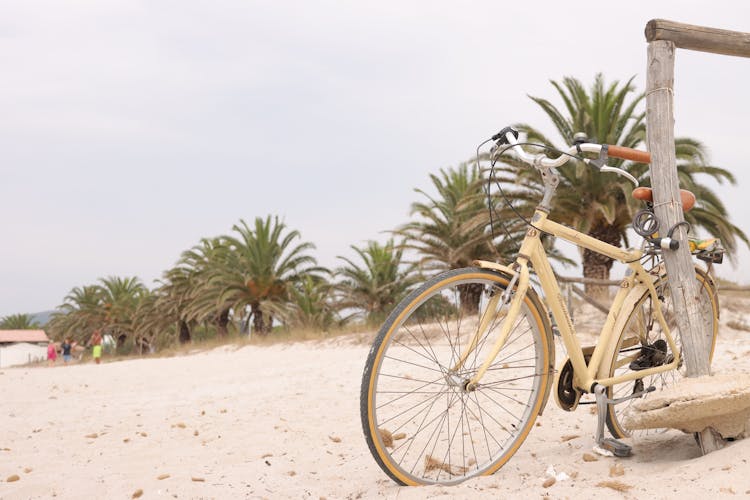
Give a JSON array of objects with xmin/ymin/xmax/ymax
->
[
  {"xmin": 377, "ymin": 381, "xmax": 450, "ymax": 428},
  {"xmin": 363, "ymin": 269, "xmax": 548, "ymax": 485},
  {"xmin": 605, "ymin": 268, "xmax": 718, "ymax": 440}
]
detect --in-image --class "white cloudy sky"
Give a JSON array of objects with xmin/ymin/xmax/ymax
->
[{"xmin": 1, "ymin": 1, "xmax": 749, "ymax": 316}]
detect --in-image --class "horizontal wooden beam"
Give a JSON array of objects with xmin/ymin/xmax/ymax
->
[{"xmin": 646, "ymin": 19, "xmax": 750, "ymax": 58}]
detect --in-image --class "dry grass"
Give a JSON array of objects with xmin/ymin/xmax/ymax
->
[
  {"xmin": 609, "ymin": 463, "xmax": 625, "ymax": 477},
  {"xmin": 378, "ymin": 428, "xmax": 393, "ymax": 448},
  {"xmin": 67, "ymin": 281, "xmax": 750, "ymax": 367},
  {"xmin": 83, "ymin": 323, "xmax": 370, "ymax": 366},
  {"xmin": 582, "ymin": 453, "xmax": 598, "ymax": 462},
  {"xmin": 249, "ymin": 326, "xmax": 342, "ymax": 345},
  {"xmin": 596, "ymin": 480, "xmax": 632, "ymax": 492},
  {"xmin": 162, "ymin": 333, "xmax": 255, "ymax": 356},
  {"xmin": 423, "ymin": 454, "xmax": 468, "ymax": 476}
]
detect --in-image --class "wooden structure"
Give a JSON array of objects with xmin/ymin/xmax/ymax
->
[
  {"xmin": 624, "ymin": 373, "xmax": 750, "ymax": 438},
  {"xmin": 0, "ymin": 330, "xmax": 50, "ymax": 368},
  {"xmin": 644, "ymin": 19, "xmax": 750, "ymax": 453}
]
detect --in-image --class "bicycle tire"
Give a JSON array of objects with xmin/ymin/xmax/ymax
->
[
  {"xmin": 360, "ymin": 267, "xmax": 553, "ymax": 485},
  {"xmin": 604, "ymin": 265, "xmax": 719, "ymax": 438}
]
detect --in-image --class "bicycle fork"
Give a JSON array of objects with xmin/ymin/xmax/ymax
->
[{"xmin": 454, "ymin": 261, "xmax": 531, "ymax": 392}]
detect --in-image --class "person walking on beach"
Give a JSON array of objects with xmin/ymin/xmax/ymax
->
[
  {"xmin": 89, "ymin": 329, "xmax": 103, "ymax": 364},
  {"xmin": 61, "ymin": 338, "xmax": 73, "ymax": 364},
  {"xmin": 47, "ymin": 341, "xmax": 57, "ymax": 367}
]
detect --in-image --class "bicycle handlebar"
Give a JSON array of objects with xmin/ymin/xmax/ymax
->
[
  {"xmin": 500, "ymin": 131, "xmax": 601, "ymax": 167},
  {"xmin": 606, "ymin": 145, "xmax": 651, "ymax": 164},
  {"xmin": 497, "ymin": 128, "xmax": 641, "ymax": 186}
]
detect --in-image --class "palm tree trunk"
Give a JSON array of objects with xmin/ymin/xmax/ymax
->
[
  {"xmin": 251, "ymin": 303, "xmax": 269, "ymax": 336},
  {"xmin": 458, "ymin": 283, "xmax": 483, "ymax": 314},
  {"xmin": 178, "ymin": 320, "xmax": 191, "ymax": 344},
  {"xmin": 582, "ymin": 224, "xmax": 621, "ymax": 300},
  {"xmin": 216, "ymin": 309, "xmax": 230, "ymax": 338},
  {"xmin": 240, "ymin": 312, "xmax": 252, "ymax": 335}
]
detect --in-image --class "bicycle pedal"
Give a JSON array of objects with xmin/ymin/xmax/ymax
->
[{"xmin": 599, "ymin": 438, "xmax": 632, "ymax": 457}]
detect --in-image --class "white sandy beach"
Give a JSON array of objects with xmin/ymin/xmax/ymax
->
[{"xmin": 3, "ymin": 295, "xmax": 750, "ymax": 499}]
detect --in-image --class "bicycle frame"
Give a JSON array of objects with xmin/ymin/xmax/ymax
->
[{"xmin": 463, "ymin": 207, "xmax": 681, "ymax": 395}]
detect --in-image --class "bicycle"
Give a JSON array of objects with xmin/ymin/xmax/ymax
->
[{"xmin": 360, "ymin": 127, "xmax": 721, "ymax": 486}]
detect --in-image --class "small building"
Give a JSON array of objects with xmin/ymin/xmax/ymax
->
[{"xmin": 0, "ymin": 330, "xmax": 50, "ymax": 368}]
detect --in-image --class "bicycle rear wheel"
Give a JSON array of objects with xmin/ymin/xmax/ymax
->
[
  {"xmin": 604, "ymin": 266, "xmax": 719, "ymax": 438},
  {"xmin": 360, "ymin": 267, "xmax": 552, "ymax": 485}
]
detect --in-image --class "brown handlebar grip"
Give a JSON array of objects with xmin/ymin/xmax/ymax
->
[{"xmin": 607, "ymin": 145, "xmax": 651, "ymax": 164}]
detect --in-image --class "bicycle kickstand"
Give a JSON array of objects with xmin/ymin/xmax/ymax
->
[{"xmin": 593, "ymin": 384, "xmax": 655, "ymax": 457}]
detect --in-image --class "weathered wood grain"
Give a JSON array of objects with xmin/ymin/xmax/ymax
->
[
  {"xmin": 646, "ymin": 19, "xmax": 750, "ymax": 58},
  {"xmin": 645, "ymin": 39, "xmax": 722, "ymax": 453}
]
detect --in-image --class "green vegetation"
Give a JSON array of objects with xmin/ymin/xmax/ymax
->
[
  {"xmin": 46, "ymin": 278, "xmax": 148, "ymax": 349},
  {"xmin": 335, "ymin": 239, "xmax": 419, "ymax": 326},
  {"xmin": 396, "ymin": 163, "xmax": 522, "ymax": 271},
  {"xmin": 29, "ymin": 74, "xmax": 746, "ymax": 351},
  {"xmin": 0, "ymin": 313, "xmax": 40, "ymax": 330}
]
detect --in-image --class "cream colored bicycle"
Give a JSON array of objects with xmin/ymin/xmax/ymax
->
[{"xmin": 360, "ymin": 127, "xmax": 721, "ymax": 485}]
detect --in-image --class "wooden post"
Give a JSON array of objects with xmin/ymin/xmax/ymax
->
[
  {"xmin": 644, "ymin": 18, "xmax": 750, "ymax": 453},
  {"xmin": 645, "ymin": 40, "xmax": 710, "ymax": 377}
]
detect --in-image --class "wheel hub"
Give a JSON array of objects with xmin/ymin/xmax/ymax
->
[{"xmin": 444, "ymin": 371, "xmax": 475, "ymax": 392}]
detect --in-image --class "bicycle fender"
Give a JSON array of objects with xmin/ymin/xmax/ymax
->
[
  {"xmin": 473, "ymin": 260, "xmax": 517, "ymax": 277},
  {"xmin": 473, "ymin": 260, "xmax": 556, "ymax": 416},
  {"xmin": 594, "ymin": 264, "xmax": 718, "ymax": 383},
  {"xmin": 595, "ymin": 279, "xmax": 653, "ymax": 382}
]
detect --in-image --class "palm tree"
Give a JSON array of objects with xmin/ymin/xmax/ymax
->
[
  {"xmin": 336, "ymin": 239, "xmax": 420, "ymax": 325},
  {"xmin": 397, "ymin": 162, "xmax": 573, "ymax": 312},
  {"xmin": 208, "ymin": 216, "xmax": 324, "ymax": 335},
  {"xmin": 46, "ymin": 278, "xmax": 148, "ymax": 348},
  {"xmin": 0, "ymin": 313, "xmax": 40, "ymax": 330},
  {"xmin": 396, "ymin": 163, "xmax": 520, "ymax": 273},
  {"xmin": 129, "ymin": 290, "xmax": 162, "ymax": 353},
  {"xmin": 97, "ymin": 276, "xmax": 149, "ymax": 348},
  {"xmin": 287, "ymin": 275, "xmax": 339, "ymax": 331},
  {"xmin": 172, "ymin": 238, "xmax": 229, "ymax": 339},
  {"xmin": 514, "ymin": 74, "xmax": 747, "ymax": 297},
  {"xmin": 629, "ymin": 138, "xmax": 748, "ymax": 258},
  {"xmin": 47, "ymin": 285, "xmax": 105, "ymax": 344},
  {"xmin": 157, "ymin": 265, "xmax": 200, "ymax": 344}
]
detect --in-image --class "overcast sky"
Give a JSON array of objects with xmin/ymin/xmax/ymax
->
[{"xmin": 1, "ymin": 1, "xmax": 749, "ymax": 317}]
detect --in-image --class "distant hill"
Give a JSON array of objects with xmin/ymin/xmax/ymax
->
[{"xmin": 30, "ymin": 310, "xmax": 57, "ymax": 327}]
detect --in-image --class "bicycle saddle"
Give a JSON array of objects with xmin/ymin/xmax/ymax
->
[{"xmin": 632, "ymin": 187, "xmax": 696, "ymax": 211}]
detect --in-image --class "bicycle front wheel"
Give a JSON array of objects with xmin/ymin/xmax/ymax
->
[
  {"xmin": 604, "ymin": 266, "xmax": 719, "ymax": 438},
  {"xmin": 360, "ymin": 267, "xmax": 552, "ymax": 485}
]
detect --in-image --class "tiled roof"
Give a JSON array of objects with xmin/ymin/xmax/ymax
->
[{"xmin": 0, "ymin": 330, "xmax": 49, "ymax": 343}]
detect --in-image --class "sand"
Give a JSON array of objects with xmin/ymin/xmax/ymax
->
[{"xmin": 3, "ymin": 296, "xmax": 750, "ymax": 499}]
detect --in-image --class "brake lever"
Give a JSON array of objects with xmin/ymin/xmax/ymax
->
[
  {"xmin": 599, "ymin": 166, "xmax": 639, "ymax": 186},
  {"xmin": 586, "ymin": 147, "xmax": 639, "ymax": 186},
  {"xmin": 491, "ymin": 126, "xmax": 519, "ymax": 143}
]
